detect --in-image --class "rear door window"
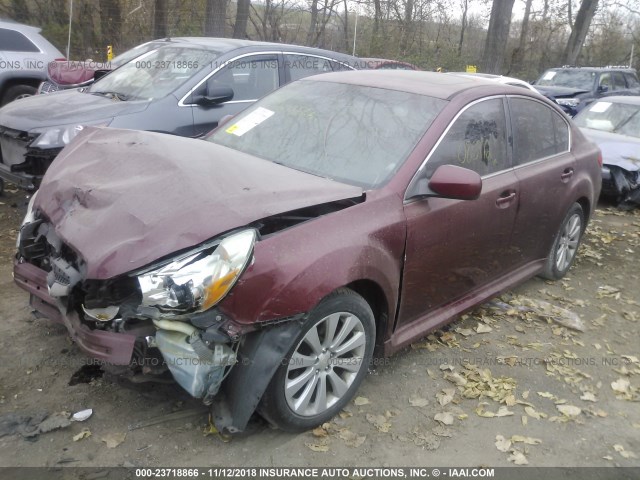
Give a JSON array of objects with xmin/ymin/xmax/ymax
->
[
  {"xmin": 0, "ymin": 28, "xmax": 40, "ymax": 52},
  {"xmin": 509, "ymin": 97, "xmax": 569, "ymax": 165},
  {"xmin": 285, "ymin": 54, "xmax": 336, "ymax": 82}
]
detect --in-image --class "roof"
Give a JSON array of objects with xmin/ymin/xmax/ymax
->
[
  {"xmin": 154, "ymin": 37, "xmax": 358, "ymax": 61},
  {"xmin": 304, "ymin": 70, "xmax": 522, "ymax": 99},
  {"xmin": 547, "ymin": 66, "xmax": 637, "ymax": 73}
]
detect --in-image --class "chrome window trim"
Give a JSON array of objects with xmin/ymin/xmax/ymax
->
[
  {"xmin": 178, "ymin": 50, "xmax": 281, "ymax": 107},
  {"xmin": 281, "ymin": 51, "xmax": 357, "ymax": 72}
]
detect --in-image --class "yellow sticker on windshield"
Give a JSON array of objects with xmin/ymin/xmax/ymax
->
[{"xmin": 225, "ymin": 107, "xmax": 274, "ymax": 136}]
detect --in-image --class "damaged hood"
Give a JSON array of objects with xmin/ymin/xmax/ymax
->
[
  {"xmin": 35, "ymin": 127, "xmax": 363, "ymax": 280},
  {"xmin": 534, "ymin": 85, "xmax": 590, "ymax": 98},
  {"xmin": 580, "ymin": 127, "xmax": 640, "ymax": 171},
  {"xmin": 0, "ymin": 89, "xmax": 149, "ymax": 131}
]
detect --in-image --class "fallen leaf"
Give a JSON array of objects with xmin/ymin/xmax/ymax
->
[
  {"xmin": 434, "ymin": 412, "xmax": 454, "ymax": 426},
  {"xmin": 444, "ymin": 372, "xmax": 467, "ymax": 386},
  {"xmin": 537, "ymin": 391, "xmax": 555, "ymax": 398},
  {"xmin": 305, "ymin": 443, "xmax": 329, "ymax": 452},
  {"xmin": 557, "ymin": 405, "xmax": 581, "ymax": 417},
  {"xmin": 354, "ymin": 396, "xmax": 370, "ymax": 406},
  {"xmin": 339, "ymin": 410, "xmax": 353, "ymax": 419},
  {"xmin": 613, "ymin": 444, "xmax": 638, "ymax": 459},
  {"xmin": 476, "ymin": 323, "xmax": 493, "ymax": 334},
  {"xmin": 366, "ymin": 414, "xmax": 391, "ymax": 433},
  {"xmin": 101, "ymin": 432, "xmax": 126, "ymax": 448},
  {"xmin": 521, "ymin": 416, "xmax": 528, "ymax": 426},
  {"xmin": 496, "ymin": 406, "xmax": 514, "ymax": 417},
  {"xmin": 495, "ymin": 435, "xmax": 511, "ymax": 452},
  {"xmin": 580, "ymin": 392, "xmax": 597, "ymax": 402},
  {"xmin": 436, "ymin": 388, "xmax": 455, "ymax": 406},
  {"xmin": 409, "ymin": 395, "xmax": 429, "ymax": 408},
  {"xmin": 312, "ymin": 426, "xmax": 328, "ymax": 438},
  {"xmin": 337, "ymin": 429, "xmax": 366, "ymax": 448},
  {"xmin": 524, "ymin": 406, "xmax": 543, "ymax": 420},
  {"xmin": 508, "ymin": 450, "xmax": 529, "ymax": 465},
  {"xmin": 455, "ymin": 327, "xmax": 474, "ymax": 337},
  {"xmin": 511, "ymin": 435, "xmax": 542, "ymax": 445},
  {"xmin": 611, "ymin": 378, "xmax": 630, "ymax": 394},
  {"xmin": 73, "ymin": 429, "xmax": 91, "ymax": 441}
]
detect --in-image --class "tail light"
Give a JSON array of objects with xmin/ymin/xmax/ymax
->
[{"xmin": 596, "ymin": 150, "xmax": 603, "ymax": 167}]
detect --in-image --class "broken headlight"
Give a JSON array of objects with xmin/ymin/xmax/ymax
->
[{"xmin": 137, "ymin": 229, "xmax": 256, "ymax": 313}]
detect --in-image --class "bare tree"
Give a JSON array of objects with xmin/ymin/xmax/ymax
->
[
  {"xmin": 153, "ymin": 0, "xmax": 168, "ymax": 38},
  {"xmin": 510, "ymin": 0, "xmax": 533, "ymax": 73},
  {"xmin": 457, "ymin": 0, "xmax": 469, "ymax": 56},
  {"xmin": 563, "ymin": 0, "xmax": 599, "ymax": 64},
  {"xmin": 205, "ymin": 0, "xmax": 228, "ymax": 36},
  {"xmin": 481, "ymin": 0, "xmax": 516, "ymax": 73},
  {"xmin": 100, "ymin": 0, "xmax": 122, "ymax": 49},
  {"xmin": 233, "ymin": 0, "xmax": 251, "ymax": 38}
]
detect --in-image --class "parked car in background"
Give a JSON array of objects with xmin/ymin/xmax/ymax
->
[
  {"xmin": 574, "ymin": 96, "xmax": 640, "ymax": 209},
  {"xmin": 0, "ymin": 19, "xmax": 64, "ymax": 105},
  {"xmin": 14, "ymin": 71, "xmax": 601, "ymax": 433},
  {"xmin": 533, "ymin": 66, "xmax": 640, "ymax": 116},
  {"xmin": 38, "ymin": 39, "xmax": 173, "ymax": 94},
  {"xmin": 361, "ymin": 58, "xmax": 419, "ymax": 70},
  {"xmin": 0, "ymin": 37, "xmax": 359, "ymax": 191}
]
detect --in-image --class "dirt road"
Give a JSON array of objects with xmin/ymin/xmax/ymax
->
[{"xmin": 0, "ymin": 187, "xmax": 638, "ymax": 468}]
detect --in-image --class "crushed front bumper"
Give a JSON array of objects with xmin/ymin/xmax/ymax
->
[{"xmin": 13, "ymin": 260, "xmax": 136, "ymax": 365}]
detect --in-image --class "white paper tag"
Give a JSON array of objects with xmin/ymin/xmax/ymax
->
[
  {"xmin": 225, "ymin": 107, "xmax": 274, "ymax": 136},
  {"xmin": 543, "ymin": 71, "xmax": 557, "ymax": 80},
  {"xmin": 590, "ymin": 102, "xmax": 611, "ymax": 113}
]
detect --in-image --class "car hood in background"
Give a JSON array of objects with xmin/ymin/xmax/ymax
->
[
  {"xmin": 534, "ymin": 85, "xmax": 590, "ymax": 98},
  {"xmin": 0, "ymin": 89, "xmax": 149, "ymax": 130},
  {"xmin": 35, "ymin": 128, "xmax": 363, "ymax": 280},
  {"xmin": 580, "ymin": 127, "xmax": 640, "ymax": 171}
]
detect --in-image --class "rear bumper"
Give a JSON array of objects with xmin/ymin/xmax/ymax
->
[{"xmin": 13, "ymin": 260, "xmax": 136, "ymax": 365}]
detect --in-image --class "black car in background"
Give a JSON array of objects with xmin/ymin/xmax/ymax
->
[
  {"xmin": 0, "ymin": 37, "xmax": 359, "ymax": 191},
  {"xmin": 534, "ymin": 66, "xmax": 640, "ymax": 116}
]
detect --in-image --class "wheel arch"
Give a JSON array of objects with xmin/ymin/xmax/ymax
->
[{"xmin": 344, "ymin": 279, "xmax": 390, "ymax": 352}]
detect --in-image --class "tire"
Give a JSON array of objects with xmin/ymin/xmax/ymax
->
[
  {"xmin": 540, "ymin": 203, "xmax": 584, "ymax": 280},
  {"xmin": 2, "ymin": 85, "xmax": 37, "ymax": 106},
  {"xmin": 259, "ymin": 288, "xmax": 376, "ymax": 432}
]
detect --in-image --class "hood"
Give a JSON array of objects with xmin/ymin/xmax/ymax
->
[
  {"xmin": 534, "ymin": 85, "xmax": 590, "ymax": 98},
  {"xmin": 35, "ymin": 127, "xmax": 363, "ymax": 280},
  {"xmin": 580, "ymin": 127, "xmax": 640, "ymax": 171},
  {"xmin": 0, "ymin": 89, "xmax": 149, "ymax": 131},
  {"xmin": 47, "ymin": 61, "xmax": 108, "ymax": 86}
]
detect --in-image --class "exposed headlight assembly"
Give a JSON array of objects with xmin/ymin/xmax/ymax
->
[
  {"xmin": 30, "ymin": 119, "xmax": 112, "ymax": 149},
  {"xmin": 138, "ymin": 229, "xmax": 256, "ymax": 313},
  {"xmin": 556, "ymin": 98, "xmax": 580, "ymax": 108}
]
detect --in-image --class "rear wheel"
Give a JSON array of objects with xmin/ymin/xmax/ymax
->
[
  {"xmin": 2, "ymin": 85, "xmax": 37, "ymax": 105},
  {"xmin": 540, "ymin": 203, "xmax": 584, "ymax": 280},
  {"xmin": 259, "ymin": 289, "xmax": 375, "ymax": 432}
]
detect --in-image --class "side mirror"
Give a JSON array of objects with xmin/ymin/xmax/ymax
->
[
  {"xmin": 597, "ymin": 85, "xmax": 608, "ymax": 93},
  {"xmin": 93, "ymin": 69, "xmax": 110, "ymax": 81},
  {"xmin": 407, "ymin": 164, "xmax": 482, "ymax": 200},
  {"xmin": 194, "ymin": 85, "xmax": 234, "ymax": 106}
]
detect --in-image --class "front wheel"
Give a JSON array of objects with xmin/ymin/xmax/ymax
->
[
  {"xmin": 259, "ymin": 289, "xmax": 375, "ymax": 432},
  {"xmin": 2, "ymin": 85, "xmax": 37, "ymax": 105},
  {"xmin": 540, "ymin": 203, "xmax": 584, "ymax": 280}
]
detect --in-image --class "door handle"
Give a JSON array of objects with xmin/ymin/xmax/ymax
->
[
  {"xmin": 496, "ymin": 191, "xmax": 516, "ymax": 208},
  {"xmin": 561, "ymin": 168, "xmax": 574, "ymax": 182}
]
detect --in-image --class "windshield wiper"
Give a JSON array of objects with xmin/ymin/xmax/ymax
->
[
  {"xmin": 89, "ymin": 91, "xmax": 129, "ymax": 101},
  {"xmin": 614, "ymin": 109, "xmax": 640, "ymax": 133}
]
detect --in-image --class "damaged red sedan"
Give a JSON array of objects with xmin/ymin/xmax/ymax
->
[{"xmin": 14, "ymin": 71, "xmax": 601, "ymax": 433}]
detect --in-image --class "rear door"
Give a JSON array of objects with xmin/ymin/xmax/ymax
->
[
  {"xmin": 398, "ymin": 97, "xmax": 519, "ymax": 326},
  {"xmin": 508, "ymin": 96, "xmax": 574, "ymax": 264}
]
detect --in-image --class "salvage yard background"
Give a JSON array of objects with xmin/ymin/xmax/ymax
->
[{"xmin": 0, "ymin": 188, "xmax": 638, "ymax": 467}]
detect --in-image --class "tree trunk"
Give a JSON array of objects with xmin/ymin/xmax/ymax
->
[
  {"xmin": 481, "ymin": 0, "xmax": 516, "ymax": 74},
  {"xmin": 233, "ymin": 0, "xmax": 251, "ymax": 39},
  {"xmin": 370, "ymin": 0, "xmax": 383, "ymax": 55},
  {"xmin": 563, "ymin": 0, "xmax": 599, "ymax": 65},
  {"xmin": 399, "ymin": 0, "xmax": 415, "ymax": 54},
  {"xmin": 306, "ymin": 0, "xmax": 319, "ymax": 46},
  {"xmin": 457, "ymin": 0, "xmax": 469, "ymax": 56},
  {"xmin": 205, "ymin": 0, "xmax": 228, "ymax": 37},
  {"xmin": 343, "ymin": 0, "xmax": 350, "ymax": 53},
  {"xmin": 99, "ymin": 0, "xmax": 122, "ymax": 51},
  {"xmin": 10, "ymin": 0, "xmax": 30, "ymax": 23},
  {"xmin": 511, "ymin": 0, "xmax": 532, "ymax": 73},
  {"xmin": 153, "ymin": 0, "xmax": 168, "ymax": 38}
]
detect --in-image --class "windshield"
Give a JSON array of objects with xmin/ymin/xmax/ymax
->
[
  {"xmin": 536, "ymin": 69, "xmax": 595, "ymax": 90},
  {"xmin": 207, "ymin": 80, "xmax": 446, "ymax": 188},
  {"xmin": 574, "ymin": 101, "xmax": 640, "ymax": 139},
  {"xmin": 110, "ymin": 41, "xmax": 165, "ymax": 68},
  {"xmin": 88, "ymin": 46, "xmax": 220, "ymax": 101}
]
